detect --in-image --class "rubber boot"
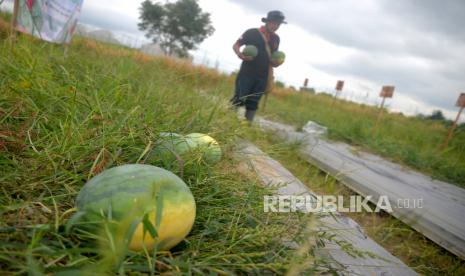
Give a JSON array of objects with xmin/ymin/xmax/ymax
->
[{"xmin": 245, "ymin": 109, "xmax": 256, "ymax": 122}]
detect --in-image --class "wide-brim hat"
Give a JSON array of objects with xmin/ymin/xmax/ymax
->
[{"xmin": 261, "ymin": 10, "xmax": 287, "ymax": 24}]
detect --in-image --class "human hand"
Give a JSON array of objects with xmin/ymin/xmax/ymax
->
[
  {"xmin": 270, "ymin": 59, "xmax": 284, "ymax": 67},
  {"xmin": 237, "ymin": 53, "xmax": 254, "ymax": 61}
]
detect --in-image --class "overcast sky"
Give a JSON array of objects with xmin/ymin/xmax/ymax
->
[{"xmin": 3, "ymin": 0, "xmax": 464, "ymax": 120}]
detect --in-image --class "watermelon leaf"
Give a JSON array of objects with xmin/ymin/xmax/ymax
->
[
  {"xmin": 125, "ymin": 218, "xmax": 142, "ymax": 246},
  {"xmin": 155, "ymin": 190, "xmax": 164, "ymax": 229}
]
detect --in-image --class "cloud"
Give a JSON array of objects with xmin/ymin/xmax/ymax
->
[
  {"xmin": 232, "ymin": 0, "xmax": 465, "ymax": 55},
  {"xmin": 80, "ymin": 0, "xmax": 146, "ymax": 37},
  {"xmin": 382, "ymin": 0, "xmax": 465, "ymax": 41}
]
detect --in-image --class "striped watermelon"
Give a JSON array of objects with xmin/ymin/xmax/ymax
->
[
  {"xmin": 146, "ymin": 132, "xmax": 195, "ymax": 168},
  {"xmin": 155, "ymin": 132, "xmax": 194, "ymax": 158},
  {"xmin": 185, "ymin": 133, "xmax": 222, "ymax": 165},
  {"xmin": 74, "ymin": 164, "xmax": 196, "ymax": 251},
  {"xmin": 148, "ymin": 132, "xmax": 222, "ymax": 168},
  {"xmin": 242, "ymin": 45, "xmax": 258, "ymax": 58},
  {"xmin": 271, "ymin": 51, "xmax": 285, "ymax": 64}
]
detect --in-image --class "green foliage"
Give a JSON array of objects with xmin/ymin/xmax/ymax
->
[
  {"xmin": 427, "ymin": 110, "xmax": 446, "ymax": 121},
  {"xmin": 138, "ymin": 0, "xmax": 214, "ymax": 57}
]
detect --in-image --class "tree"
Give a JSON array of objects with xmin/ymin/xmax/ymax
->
[
  {"xmin": 427, "ymin": 110, "xmax": 445, "ymax": 121},
  {"xmin": 138, "ymin": 0, "xmax": 214, "ymax": 57}
]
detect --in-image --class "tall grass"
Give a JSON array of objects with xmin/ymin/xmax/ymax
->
[
  {"xmin": 260, "ymin": 90, "xmax": 465, "ymax": 187},
  {"xmin": 0, "ymin": 29, "xmax": 323, "ymax": 274}
]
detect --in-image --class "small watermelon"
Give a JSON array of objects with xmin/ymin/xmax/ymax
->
[
  {"xmin": 185, "ymin": 133, "xmax": 222, "ymax": 165},
  {"xmin": 157, "ymin": 133, "xmax": 193, "ymax": 156},
  {"xmin": 271, "ymin": 51, "xmax": 285, "ymax": 64},
  {"xmin": 148, "ymin": 133, "xmax": 195, "ymax": 167},
  {"xmin": 242, "ymin": 45, "xmax": 258, "ymax": 58},
  {"xmin": 73, "ymin": 164, "xmax": 196, "ymax": 252}
]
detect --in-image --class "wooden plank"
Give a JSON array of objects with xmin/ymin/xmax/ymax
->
[
  {"xmin": 10, "ymin": 0, "xmax": 19, "ymax": 35},
  {"xmin": 235, "ymin": 140, "xmax": 417, "ymax": 275},
  {"xmin": 256, "ymin": 118, "xmax": 465, "ymax": 260}
]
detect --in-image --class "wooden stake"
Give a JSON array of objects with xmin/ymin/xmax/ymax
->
[
  {"xmin": 261, "ymin": 66, "xmax": 274, "ymax": 111},
  {"xmin": 441, "ymin": 106, "xmax": 464, "ymax": 150},
  {"xmin": 372, "ymin": 96, "xmax": 386, "ymax": 136},
  {"xmin": 261, "ymin": 93, "xmax": 268, "ymax": 111},
  {"xmin": 372, "ymin": 86, "xmax": 395, "ymax": 136},
  {"xmin": 331, "ymin": 80, "xmax": 344, "ymax": 106},
  {"xmin": 10, "ymin": 0, "xmax": 19, "ymax": 36},
  {"xmin": 331, "ymin": 90, "xmax": 339, "ymax": 106}
]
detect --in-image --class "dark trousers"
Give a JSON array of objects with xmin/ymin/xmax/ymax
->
[{"xmin": 230, "ymin": 74, "xmax": 267, "ymax": 111}]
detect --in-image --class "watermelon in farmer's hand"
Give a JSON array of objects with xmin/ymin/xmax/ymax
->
[
  {"xmin": 271, "ymin": 51, "xmax": 285, "ymax": 65},
  {"xmin": 242, "ymin": 45, "xmax": 258, "ymax": 58}
]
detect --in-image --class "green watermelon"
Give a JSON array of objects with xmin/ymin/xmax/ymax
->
[
  {"xmin": 73, "ymin": 164, "xmax": 196, "ymax": 251},
  {"xmin": 271, "ymin": 51, "xmax": 285, "ymax": 64},
  {"xmin": 148, "ymin": 132, "xmax": 195, "ymax": 166},
  {"xmin": 242, "ymin": 45, "xmax": 258, "ymax": 58},
  {"xmin": 185, "ymin": 133, "xmax": 222, "ymax": 165},
  {"xmin": 146, "ymin": 132, "xmax": 221, "ymax": 170},
  {"xmin": 158, "ymin": 133, "xmax": 193, "ymax": 154}
]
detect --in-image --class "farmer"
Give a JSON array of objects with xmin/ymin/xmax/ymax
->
[{"xmin": 230, "ymin": 10, "xmax": 286, "ymax": 122}]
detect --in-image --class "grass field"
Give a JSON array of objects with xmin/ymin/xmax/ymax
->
[
  {"xmin": 1, "ymin": 11, "xmax": 465, "ymax": 274},
  {"xmin": 0, "ymin": 21, "xmax": 326, "ymax": 274}
]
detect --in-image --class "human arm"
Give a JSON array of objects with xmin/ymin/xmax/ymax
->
[{"xmin": 233, "ymin": 41, "xmax": 254, "ymax": 61}]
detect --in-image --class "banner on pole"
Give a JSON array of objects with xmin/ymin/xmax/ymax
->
[
  {"xmin": 456, "ymin": 93, "xmax": 465, "ymax": 107},
  {"xmin": 15, "ymin": 0, "xmax": 84, "ymax": 44},
  {"xmin": 380, "ymin": 86, "xmax": 395, "ymax": 98}
]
